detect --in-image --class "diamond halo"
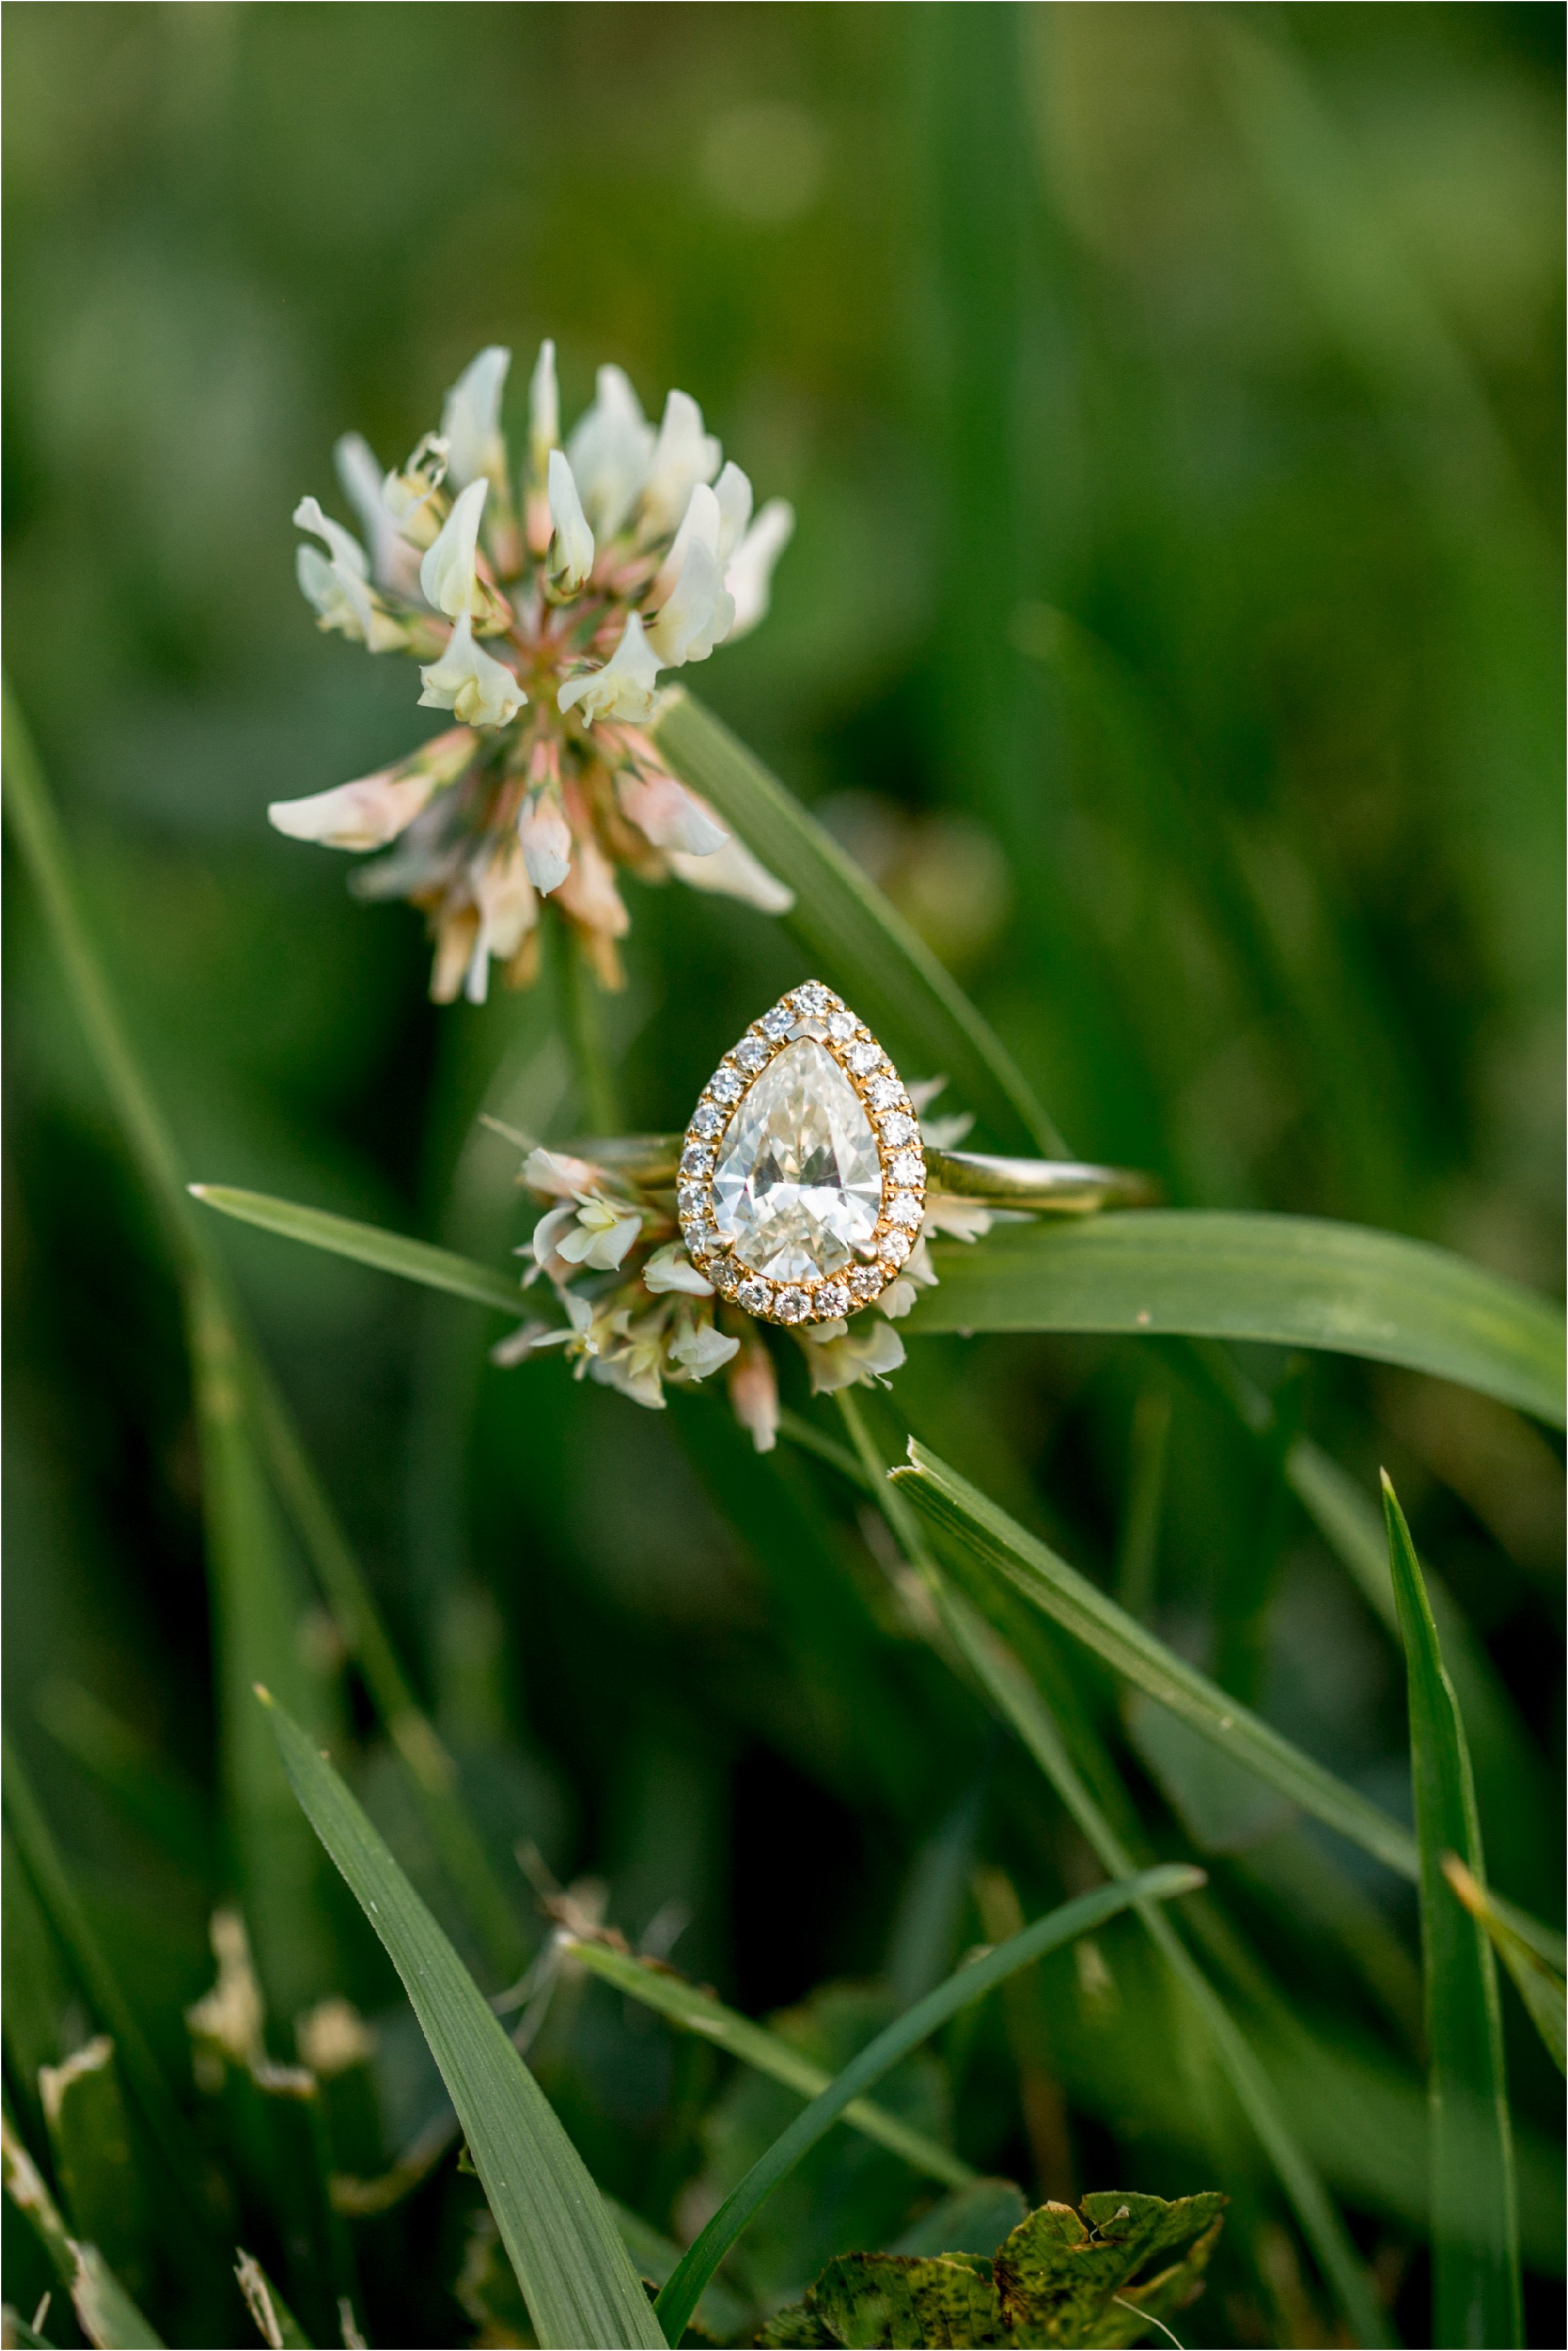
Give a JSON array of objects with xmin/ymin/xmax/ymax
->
[{"xmin": 676, "ymin": 983, "xmax": 926, "ymax": 1325}]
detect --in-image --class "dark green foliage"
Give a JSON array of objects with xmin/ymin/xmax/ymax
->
[{"xmin": 758, "ymin": 2188, "xmax": 1225, "ymax": 2348}]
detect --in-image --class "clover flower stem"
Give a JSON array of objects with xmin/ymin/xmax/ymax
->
[{"xmin": 549, "ymin": 903, "xmax": 621, "ymax": 1137}]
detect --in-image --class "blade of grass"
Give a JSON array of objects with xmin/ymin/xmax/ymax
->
[
  {"xmin": 235, "ymin": 2252, "xmax": 312, "ymax": 2351},
  {"xmin": 3, "ymin": 687, "xmax": 527, "ymax": 1985},
  {"xmin": 841, "ymin": 1404, "xmax": 1395, "ymax": 2348},
  {"xmin": 652, "ymin": 688, "xmax": 1063, "ymax": 1155},
  {"xmin": 189, "ymin": 1187, "xmax": 524, "ymax": 1315},
  {"xmin": 39, "ymin": 2040, "xmax": 148, "ymax": 2299},
  {"xmin": 258, "ymin": 1690, "xmax": 664, "ymax": 2350},
  {"xmin": 907, "ymin": 1213, "xmax": 1564, "ymax": 1427},
  {"xmin": 1382, "ymin": 1476, "xmax": 1522, "ymax": 2346},
  {"xmin": 652, "ymin": 1865, "xmax": 1203, "ymax": 2344},
  {"xmin": 1443, "ymin": 1857, "xmax": 1565, "ymax": 2078},
  {"xmin": 558, "ymin": 1936, "xmax": 975, "ymax": 2190},
  {"xmin": 3, "ymin": 2114, "xmax": 166, "ymax": 2350}
]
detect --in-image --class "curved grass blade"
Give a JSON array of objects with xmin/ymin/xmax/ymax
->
[
  {"xmin": 652, "ymin": 689, "xmax": 1063, "ymax": 1155},
  {"xmin": 235, "ymin": 2252, "xmax": 312, "ymax": 2350},
  {"xmin": 258, "ymin": 1692, "xmax": 663, "ymax": 2350},
  {"xmin": 1443, "ymin": 1857, "xmax": 1565, "ymax": 2078},
  {"xmin": 190, "ymin": 1187, "xmax": 524, "ymax": 1317},
  {"xmin": 559, "ymin": 1936, "xmax": 975, "ymax": 2190},
  {"xmin": 841, "ymin": 1395, "xmax": 1396, "ymax": 2350},
  {"xmin": 907, "ymin": 1213, "xmax": 1565, "ymax": 1427},
  {"xmin": 1382, "ymin": 1477, "xmax": 1522, "ymax": 2347},
  {"xmin": 653, "ymin": 1867, "xmax": 1203, "ymax": 2344}
]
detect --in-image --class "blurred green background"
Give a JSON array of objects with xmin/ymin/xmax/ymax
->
[{"xmin": 4, "ymin": 5, "xmax": 1563, "ymax": 2345}]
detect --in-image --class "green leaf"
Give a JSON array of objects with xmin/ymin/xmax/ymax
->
[
  {"xmin": 906, "ymin": 1212, "xmax": 1565, "ymax": 1427},
  {"xmin": 1443, "ymin": 1855, "xmax": 1566, "ymax": 2078},
  {"xmin": 559, "ymin": 1935, "xmax": 975, "ymax": 2190},
  {"xmin": 190, "ymin": 1187, "xmax": 524, "ymax": 1316},
  {"xmin": 652, "ymin": 689, "xmax": 1063, "ymax": 1155},
  {"xmin": 1382, "ymin": 1476, "xmax": 1522, "ymax": 2348},
  {"xmin": 995, "ymin": 2191, "xmax": 1226, "ymax": 2349},
  {"xmin": 652, "ymin": 1865, "xmax": 1204, "ymax": 2345},
  {"xmin": 258, "ymin": 1691, "xmax": 663, "ymax": 2350},
  {"xmin": 894, "ymin": 1436, "xmax": 1423, "ymax": 1882}
]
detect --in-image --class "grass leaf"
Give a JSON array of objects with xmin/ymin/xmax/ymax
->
[
  {"xmin": 190, "ymin": 1187, "xmax": 524, "ymax": 1316},
  {"xmin": 3, "ymin": 2114, "xmax": 166, "ymax": 2349},
  {"xmin": 258, "ymin": 1691, "xmax": 664, "ymax": 2350},
  {"xmin": 559, "ymin": 1936, "xmax": 975, "ymax": 2190},
  {"xmin": 1443, "ymin": 1856, "xmax": 1566, "ymax": 2078},
  {"xmin": 652, "ymin": 689, "xmax": 1063, "ymax": 1155},
  {"xmin": 653, "ymin": 1866, "xmax": 1204, "ymax": 2345},
  {"xmin": 1382, "ymin": 1475, "xmax": 1522, "ymax": 2346},
  {"xmin": 907, "ymin": 1212, "xmax": 1565, "ymax": 1426}
]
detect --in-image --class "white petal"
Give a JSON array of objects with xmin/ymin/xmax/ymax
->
[
  {"xmin": 724, "ymin": 498, "xmax": 794, "ymax": 639},
  {"xmin": 420, "ymin": 478, "xmax": 490, "ymax": 618},
  {"xmin": 652, "ymin": 481, "xmax": 721, "ymax": 602},
  {"xmin": 528, "ymin": 338, "xmax": 559, "ymax": 476},
  {"xmin": 441, "ymin": 346, "xmax": 510, "ymax": 489},
  {"xmin": 268, "ymin": 767, "xmax": 437, "ymax": 851},
  {"xmin": 641, "ymin": 388, "xmax": 722, "ymax": 536},
  {"xmin": 546, "ymin": 449, "xmax": 595, "ymax": 593},
  {"xmin": 556, "ymin": 610, "xmax": 662, "ymax": 725},
  {"xmin": 669, "ymin": 1320, "xmax": 739, "ymax": 1378},
  {"xmin": 565, "ymin": 364, "xmax": 654, "ymax": 538},
  {"xmin": 644, "ymin": 535, "xmax": 733, "ymax": 667},
  {"xmin": 643, "ymin": 1244, "xmax": 715, "ymax": 1297},
  {"xmin": 616, "ymin": 770, "xmax": 727, "ymax": 856},
  {"xmin": 666, "ymin": 833, "xmax": 793, "ymax": 913},
  {"xmin": 293, "ymin": 495, "xmax": 368, "ymax": 579},
  {"xmin": 518, "ymin": 792, "xmax": 573, "ymax": 893},
  {"xmin": 712, "ymin": 461, "xmax": 754, "ymax": 562}
]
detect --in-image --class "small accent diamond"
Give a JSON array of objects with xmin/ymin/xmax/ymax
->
[
  {"xmin": 775, "ymin": 1287, "xmax": 810, "ymax": 1322},
  {"xmin": 867, "ymin": 1074, "xmax": 904, "ymax": 1111},
  {"xmin": 736, "ymin": 1036, "xmax": 769, "ymax": 1072},
  {"xmin": 713, "ymin": 1259, "xmax": 742, "ymax": 1296},
  {"xmin": 880, "ymin": 1111, "xmax": 918, "ymax": 1147},
  {"xmin": 849, "ymin": 1264, "xmax": 884, "ymax": 1300},
  {"xmin": 827, "ymin": 1009, "xmax": 858, "ymax": 1043},
  {"xmin": 692, "ymin": 1102, "xmax": 725, "ymax": 1139},
  {"xmin": 761, "ymin": 1006, "xmax": 793, "ymax": 1040},
  {"xmin": 686, "ymin": 1221, "xmax": 715, "ymax": 1254},
  {"xmin": 680, "ymin": 1143, "xmax": 714, "ymax": 1175},
  {"xmin": 888, "ymin": 1192, "xmax": 923, "ymax": 1229},
  {"xmin": 677, "ymin": 1183, "xmax": 707, "ymax": 1217},
  {"xmin": 709, "ymin": 1067, "xmax": 742, "ymax": 1105},
  {"xmin": 846, "ymin": 1040, "xmax": 883, "ymax": 1077},
  {"xmin": 737, "ymin": 1277, "xmax": 771, "ymax": 1313},
  {"xmin": 816, "ymin": 1280, "xmax": 850, "ymax": 1318},
  {"xmin": 888, "ymin": 1151, "xmax": 924, "ymax": 1187},
  {"xmin": 878, "ymin": 1229, "xmax": 912, "ymax": 1265},
  {"xmin": 792, "ymin": 982, "xmax": 833, "ymax": 1015}
]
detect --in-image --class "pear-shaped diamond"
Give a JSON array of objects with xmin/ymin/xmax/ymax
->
[
  {"xmin": 711, "ymin": 1039, "xmax": 882, "ymax": 1281},
  {"xmin": 678, "ymin": 983, "xmax": 926, "ymax": 1323}
]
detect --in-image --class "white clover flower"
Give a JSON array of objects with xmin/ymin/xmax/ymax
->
[
  {"xmin": 557, "ymin": 1194, "xmax": 643, "ymax": 1271},
  {"xmin": 275, "ymin": 339, "xmax": 794, "ymax": 1000},
  {"xmin": 667, "ymin": 1314, "xmax": 740, "ymax": 1379},
  {"xmin": 545, "ymin": 450, "xmax": 595, "ymax": 595},
  {"xmin": 642, "ymin": 1243, "xmax": 714, "ymax": 1297},
  {"xmin": 801, "ymin": 1317, "xmax": 907, "ymax": 1395},
  {"xmin": 727, "ymin": 1342, "xmax": 780, "ymax": 1452},
  {"xmin": 418, "ymin": 613, "xmax": 525, "ymax": 728}
]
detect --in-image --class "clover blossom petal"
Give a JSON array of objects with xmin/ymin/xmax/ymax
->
[{"xmin": 418, "ymin": 612, "xmax": 525, "ymax": 728}]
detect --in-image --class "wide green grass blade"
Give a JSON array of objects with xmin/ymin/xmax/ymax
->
[
  {"xmin": 841, "ymin": 1398, "xmax": 1395, "ymax": 2350},
  {"xmin": 1443, "ymin": 1857, "xmax": 1566, "ymax": 2078},
  {"xmin": 653, "ymin": 1867, "xmax": 1203, "ymax": 2344},
  {"xmin": 894, "ymin": 1438, "xmax": 1420, "ymax": 1880},
  {"xmin": 1382, "ymin": 1476, "xmax": 1522, "ymax": 2346},
  {"xmin": 559, "ymin": 1936, "xmax": 975, "ymax": 2189},
  {"xmin": 191, "ymin": 1186, "xmax": 524, "ymax": 1316},
  {"xmin": 906, "ymin": 1213, "xmax": 1565, "ymax": 1426},
  {"xmin": 652, "ymin": 688, "xmax": 1063, "ymax": 1155},
  {"xmin": 258, "ymin": 1691, "xmax": 663, "ymax": 2350}
]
